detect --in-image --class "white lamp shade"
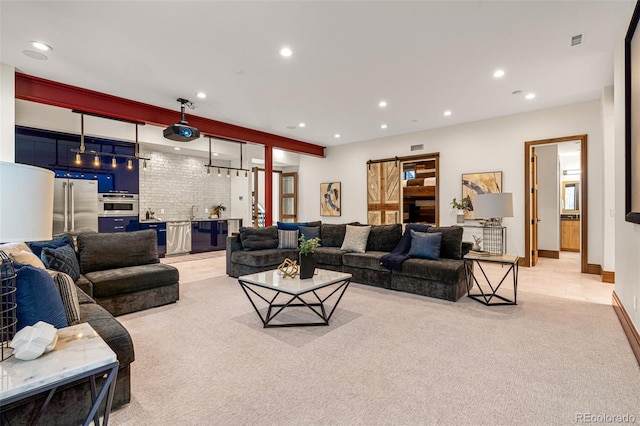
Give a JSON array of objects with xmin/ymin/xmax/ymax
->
[
  {"xmin": 471, "ymin": 192, "xmax": 513, "ymax": 219},
  {"xmin": 0, "ymin": 162, "xmax": 55, "ymax": 242}
]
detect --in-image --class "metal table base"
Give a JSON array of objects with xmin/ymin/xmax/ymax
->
[
  {"xmin": 238, "ymin": 278, "xmax": 350, "ymax": 327},
  {"xmin": 465, "ymin": 255, "xmax": 518, "ymax": 306}
]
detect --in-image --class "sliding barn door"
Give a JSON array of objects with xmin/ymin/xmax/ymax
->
[{"xmin": 367, "ymin": 160, "xmax": 400, "ymax": 225}]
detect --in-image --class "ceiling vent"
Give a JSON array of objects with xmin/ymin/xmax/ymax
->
[
  {"xmin": 571, "ymin": 34, "xmax": 582, "ymax": 47},
  {"xmin": 410, "ymin": 144, "xmax": 424, "ymax": 151}
]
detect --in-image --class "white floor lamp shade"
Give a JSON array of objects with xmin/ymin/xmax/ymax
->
[{"xmin": 0, "ymin": 162, "xmax": 55, "ymax": 242}]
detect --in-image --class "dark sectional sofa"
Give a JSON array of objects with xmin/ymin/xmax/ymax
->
[
  {"xmin": 75, "ymin": 230, "xmax": 180, "ymax": 316},
  {"xmin": 3, "ymin": 229, "xmax": 180, "ymax": 425},
  {"xmin": 227, "ymin": 222, "xmax": 471, "ymax": 302}
]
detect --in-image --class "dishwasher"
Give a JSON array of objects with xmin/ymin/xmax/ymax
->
[{"xmin": 166, "ymin": 221, "xmax": 192, "ymax": 255}]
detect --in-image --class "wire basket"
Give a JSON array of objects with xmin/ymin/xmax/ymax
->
[{"xmin": 1, "ymin": 250, "xmax": 17, "ymax": 361}]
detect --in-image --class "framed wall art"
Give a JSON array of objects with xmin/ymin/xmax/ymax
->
[
  {"xmin": 320, "ymin": 182, "xmax": 341, "ymax": 216},
  {"xmin": 462, "ymin": 171, "xmax": 502, "ymax": 219},
  {"xmin": 626, "ymin": 1, "xmax": 640, "ymax": 224}
]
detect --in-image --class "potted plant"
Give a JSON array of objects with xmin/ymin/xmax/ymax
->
[
  {"xmin": 451, "ymin": 197, "xmax": 469, "ymax": 223},
  {"xmin": 298, "ymin": 234, "xmax": 321, "ymax": 279},
  {"xmin": 210, "ymin": 203, "xmax": 226, "ymax": 218}
]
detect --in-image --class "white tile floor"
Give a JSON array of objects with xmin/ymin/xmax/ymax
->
[{"xmin": 165, "ymin": 250, "xmax": 613, "ymax": 306}]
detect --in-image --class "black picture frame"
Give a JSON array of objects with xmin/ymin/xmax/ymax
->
[{"xmin": 625, "ymin": 1, "xmax": 640, "ymax": 223}]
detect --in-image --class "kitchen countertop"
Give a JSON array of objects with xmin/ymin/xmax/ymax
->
[{"xmin": 140, "ymin": 218, "xmax": 243, "ymax": 223}]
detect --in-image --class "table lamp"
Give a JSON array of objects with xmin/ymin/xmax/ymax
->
[
  {"xmin": 471, "ymin": 192, "xmax": 513, "ymax": 226},
  {"xmin": 0, "ymin": 161, "xmax": 55, "ymax": 360}
]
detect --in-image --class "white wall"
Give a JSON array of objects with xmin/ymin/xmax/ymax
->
[
  {"xmin": 602, "ymin": 86, "xmax": 616, "ymax": 273},
  {"xmin": 535, "ymin": 144, "xmax": 559, "ymax": 251},
  {"xmin": 0, "ymin": 64, "xmax": 15, "ymax": 162},
  {"xmin": 299, "ymin": 100, "xmax": 604, "ymax": 264},
  {"xmin": 614, "ymin": 40, "xmax": 640, "ymax": 333}
]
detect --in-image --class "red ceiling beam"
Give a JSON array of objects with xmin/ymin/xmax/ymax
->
[{"xmin": 14, "ymin": 72, "xmax": 325, "ymax": 157}]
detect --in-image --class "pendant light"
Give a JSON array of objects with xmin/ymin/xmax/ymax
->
[
  {"xmin": 94, "ymin": 155, "xmax": 100, "ymax": 166},
  {"xmin": 127, "ymin": 159, "xmax": 133, "ymax": 170},
  {"xmin": 75, "ymin": 153, "xmax": 82, "ymax": 165},
  {"xmin": 111, "ymin": 157, "xmax": 117, "ymax": 168}
]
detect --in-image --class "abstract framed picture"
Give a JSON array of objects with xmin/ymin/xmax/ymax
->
[
  {"xmin": 320, "ymin": 182, "xmax": 341, "ymax": 216},
  {"xmin": 462, "ymin": 171, "xmax": 502, "ymax": 219}
]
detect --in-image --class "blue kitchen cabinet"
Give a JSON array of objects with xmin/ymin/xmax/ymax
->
[
  {"xmin": 139, "ymin": 222, "xmax": 166, "ymax": 258},
  {"xmin": 191, "ymin": 221, "xmax": 214, "ymax": 253},
  {"xmin": 98, "ymin": 216, "xmax": 139, "ymax": 233},
  {"xmin": 191, "ymin": 220, "xmax": 227, "ymax": 253}
]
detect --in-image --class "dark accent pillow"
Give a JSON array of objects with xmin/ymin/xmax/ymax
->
[
  {"xmin": 277, "ymin": 221, "xmax": 308, "ymax": 231},
  {"xmin": 14, "ymin": 264, "xmax": 69, "ymax": 331},
  {"xmin": 427, "ymin": 226, "xmax": 463, "ymax": 260},
  {"xmin": 77, "ymin": 229, "xmax": 158, "ymax": 273},
  {"xmin": 27, "ymin": 235, "xmax": 73, "ymax": 258},
  {"xmin": 41, "ymin": 244, "xmax": 81, "ymax": 281},
  {"xmin": 307, "ymin": 221, "xmax": 322, "ymax": 227},
  {"xmin": 299, "ymin": 225, "xmax": 320, "ymax": 241},
  {"xmin": 409, "ymin": 230, "xmax": 442, "ymax": 260},
  {"xmin": 240, "ymin": 226, "xmax": 279, "ymax": 251},
  {"xmin": 366, "ymin": 224, "xmax": 403, "ymax": 252},
  {"xmin": 278, "ymin": 229, "xmax": 299, "ymax": 249}
]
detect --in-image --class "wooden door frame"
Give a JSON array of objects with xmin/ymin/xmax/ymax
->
[
  {"xmin": 523, "ymin": 134, "xmax": 588, "ymax": 272},
  {"xmin": 252, "ymin": 167, "xmax": 283, "ymax": 227}
]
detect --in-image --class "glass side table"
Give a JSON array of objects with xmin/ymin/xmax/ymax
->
[
  {"xmin": 464, "ymin": 253, "xmax": 519, "ymax": 305},
  {"xmin": 0, "ymin": 323, "xmax": 119, "ymax": 426}
]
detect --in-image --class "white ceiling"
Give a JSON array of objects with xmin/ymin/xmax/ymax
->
[{"xmin": 1, "ymin": 1, "xmax": 636, "ymax": 149}]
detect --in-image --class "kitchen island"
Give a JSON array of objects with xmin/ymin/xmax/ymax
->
[{"xmin": 148, "ymin": 218, "xmax": 243, "ymax": 256}]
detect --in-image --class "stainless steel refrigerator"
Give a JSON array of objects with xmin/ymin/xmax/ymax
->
[{"xmin": 53, "ymin": 178, "xmax": 99, "ymax": 234}]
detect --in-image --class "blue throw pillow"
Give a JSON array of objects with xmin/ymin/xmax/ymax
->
[
  {"xmin": 27, "ymin": 235, "xmax": 73, "ymax": 258},
  {"xmin": 277, "ymin": 221, "xmax": 309, "ymax": 231},
  {"xmin": 41, "ymin": 244, "xmax": 81, "ymax": 281},
  {"xmin": 15, "ymin": 263, "xmax": 69, "ymax": 331},
  {"xmin": 298, "ymin": 225, "xmax": 320, "ymax": 241},
  {"xmin": 408, "ymin": 230, "xmax": 442, "ymax": 260}
]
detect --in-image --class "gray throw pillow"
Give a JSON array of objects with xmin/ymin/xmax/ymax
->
[
  {"xmin": 41, "ymin": 244, "xmax": 81, "ymax": 281},
  {"xmin": 278, "ymin": 229, "xmax": 299, "ymax": 249},
  {"xmin": 340, "ymin": 225, "xmax": 371, "ymax": 253}
]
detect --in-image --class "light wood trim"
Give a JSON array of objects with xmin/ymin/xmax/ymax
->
[
  {"xmin": 602, "ymin": 271, "xmax": 615, "ymax": 284},
  {"xmin": 524, "ymin": 134, "xmax": 588, "ymax": 272},
  {"xmin": 538, "ymin": 250, "xmax": 560, "ymax": 259},
  {"xmin": 612, "ymin": 291, "xmax": 640, "ymax": 366}
]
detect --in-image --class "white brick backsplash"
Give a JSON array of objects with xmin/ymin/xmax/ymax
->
[{"xmin": 139, "ymin": 149, "xmax": 233, "ymax": 221}]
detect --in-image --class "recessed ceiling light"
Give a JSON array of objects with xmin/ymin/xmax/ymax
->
[
  {"xmin": 380, "ymin": 124, "xmax": 388, "ymax": 129},
  {"xmin": 334, "ymin": 134, "xmax": 341, "ymax": 138},
  {"xmin": 196, "ymin": 92, "xmax": 206, "ymax": 99},
  {"xmin": 298, "ymin": 122, "xmax": 306, "ymax": 128},
  {"xmin": 213, "ymin": 152, "xmax": 219, "ymax": 156},
  {"xmin": 174, "ymin": 147, "xmax": 181, "ymax": 151},
  {"xmin": 31, "ymin": 41, "xmax": 52, "ymax": 51},
  {"xmin": 493, "ymin": 69, "xmax": 505, "ymax": 78},
  {"xmin": 378, "ymin": 101, "xmax": 387, "ymax": 108},
  {"xmin": 444, "ymin": 110, "xmax": 452, "ymax": 116},
  {"xmin": 280, "ymin": 47, "xmax": 292, "ymax": 57},
  {"xmin": 525, "ymin": 93, "xmax": 536, "ymax": 100}
]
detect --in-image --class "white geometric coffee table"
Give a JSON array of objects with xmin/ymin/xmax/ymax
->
[{"xmin": 238, "ymin": 268, "xmax": 352, "ymax": 327}]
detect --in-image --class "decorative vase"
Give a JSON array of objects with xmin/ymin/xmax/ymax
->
[
  {"xmin": 457, "ymin": 210, "xmax": 465, "ymax": 223},
  {"xmin": 299, "ymin": 253, "xmax": 316, "ymax": 279}
]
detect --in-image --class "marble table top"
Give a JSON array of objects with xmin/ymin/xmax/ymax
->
[
  {"xmin": 239, "ymin": 268, "xmax": 352, "ymax": 295},
  {"xmin": 0, "ymin": 323, "xmax": 117, "ymax": 402}
]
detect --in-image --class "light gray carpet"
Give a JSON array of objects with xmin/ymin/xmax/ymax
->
[{"xmin": 110, "ymin": 275, "xmax": 640, "ymax": 425}]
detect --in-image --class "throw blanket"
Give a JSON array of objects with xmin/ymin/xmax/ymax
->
[{"xmin": 380, "ymin": 223, "xmax": 429, "ymax": 271}]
